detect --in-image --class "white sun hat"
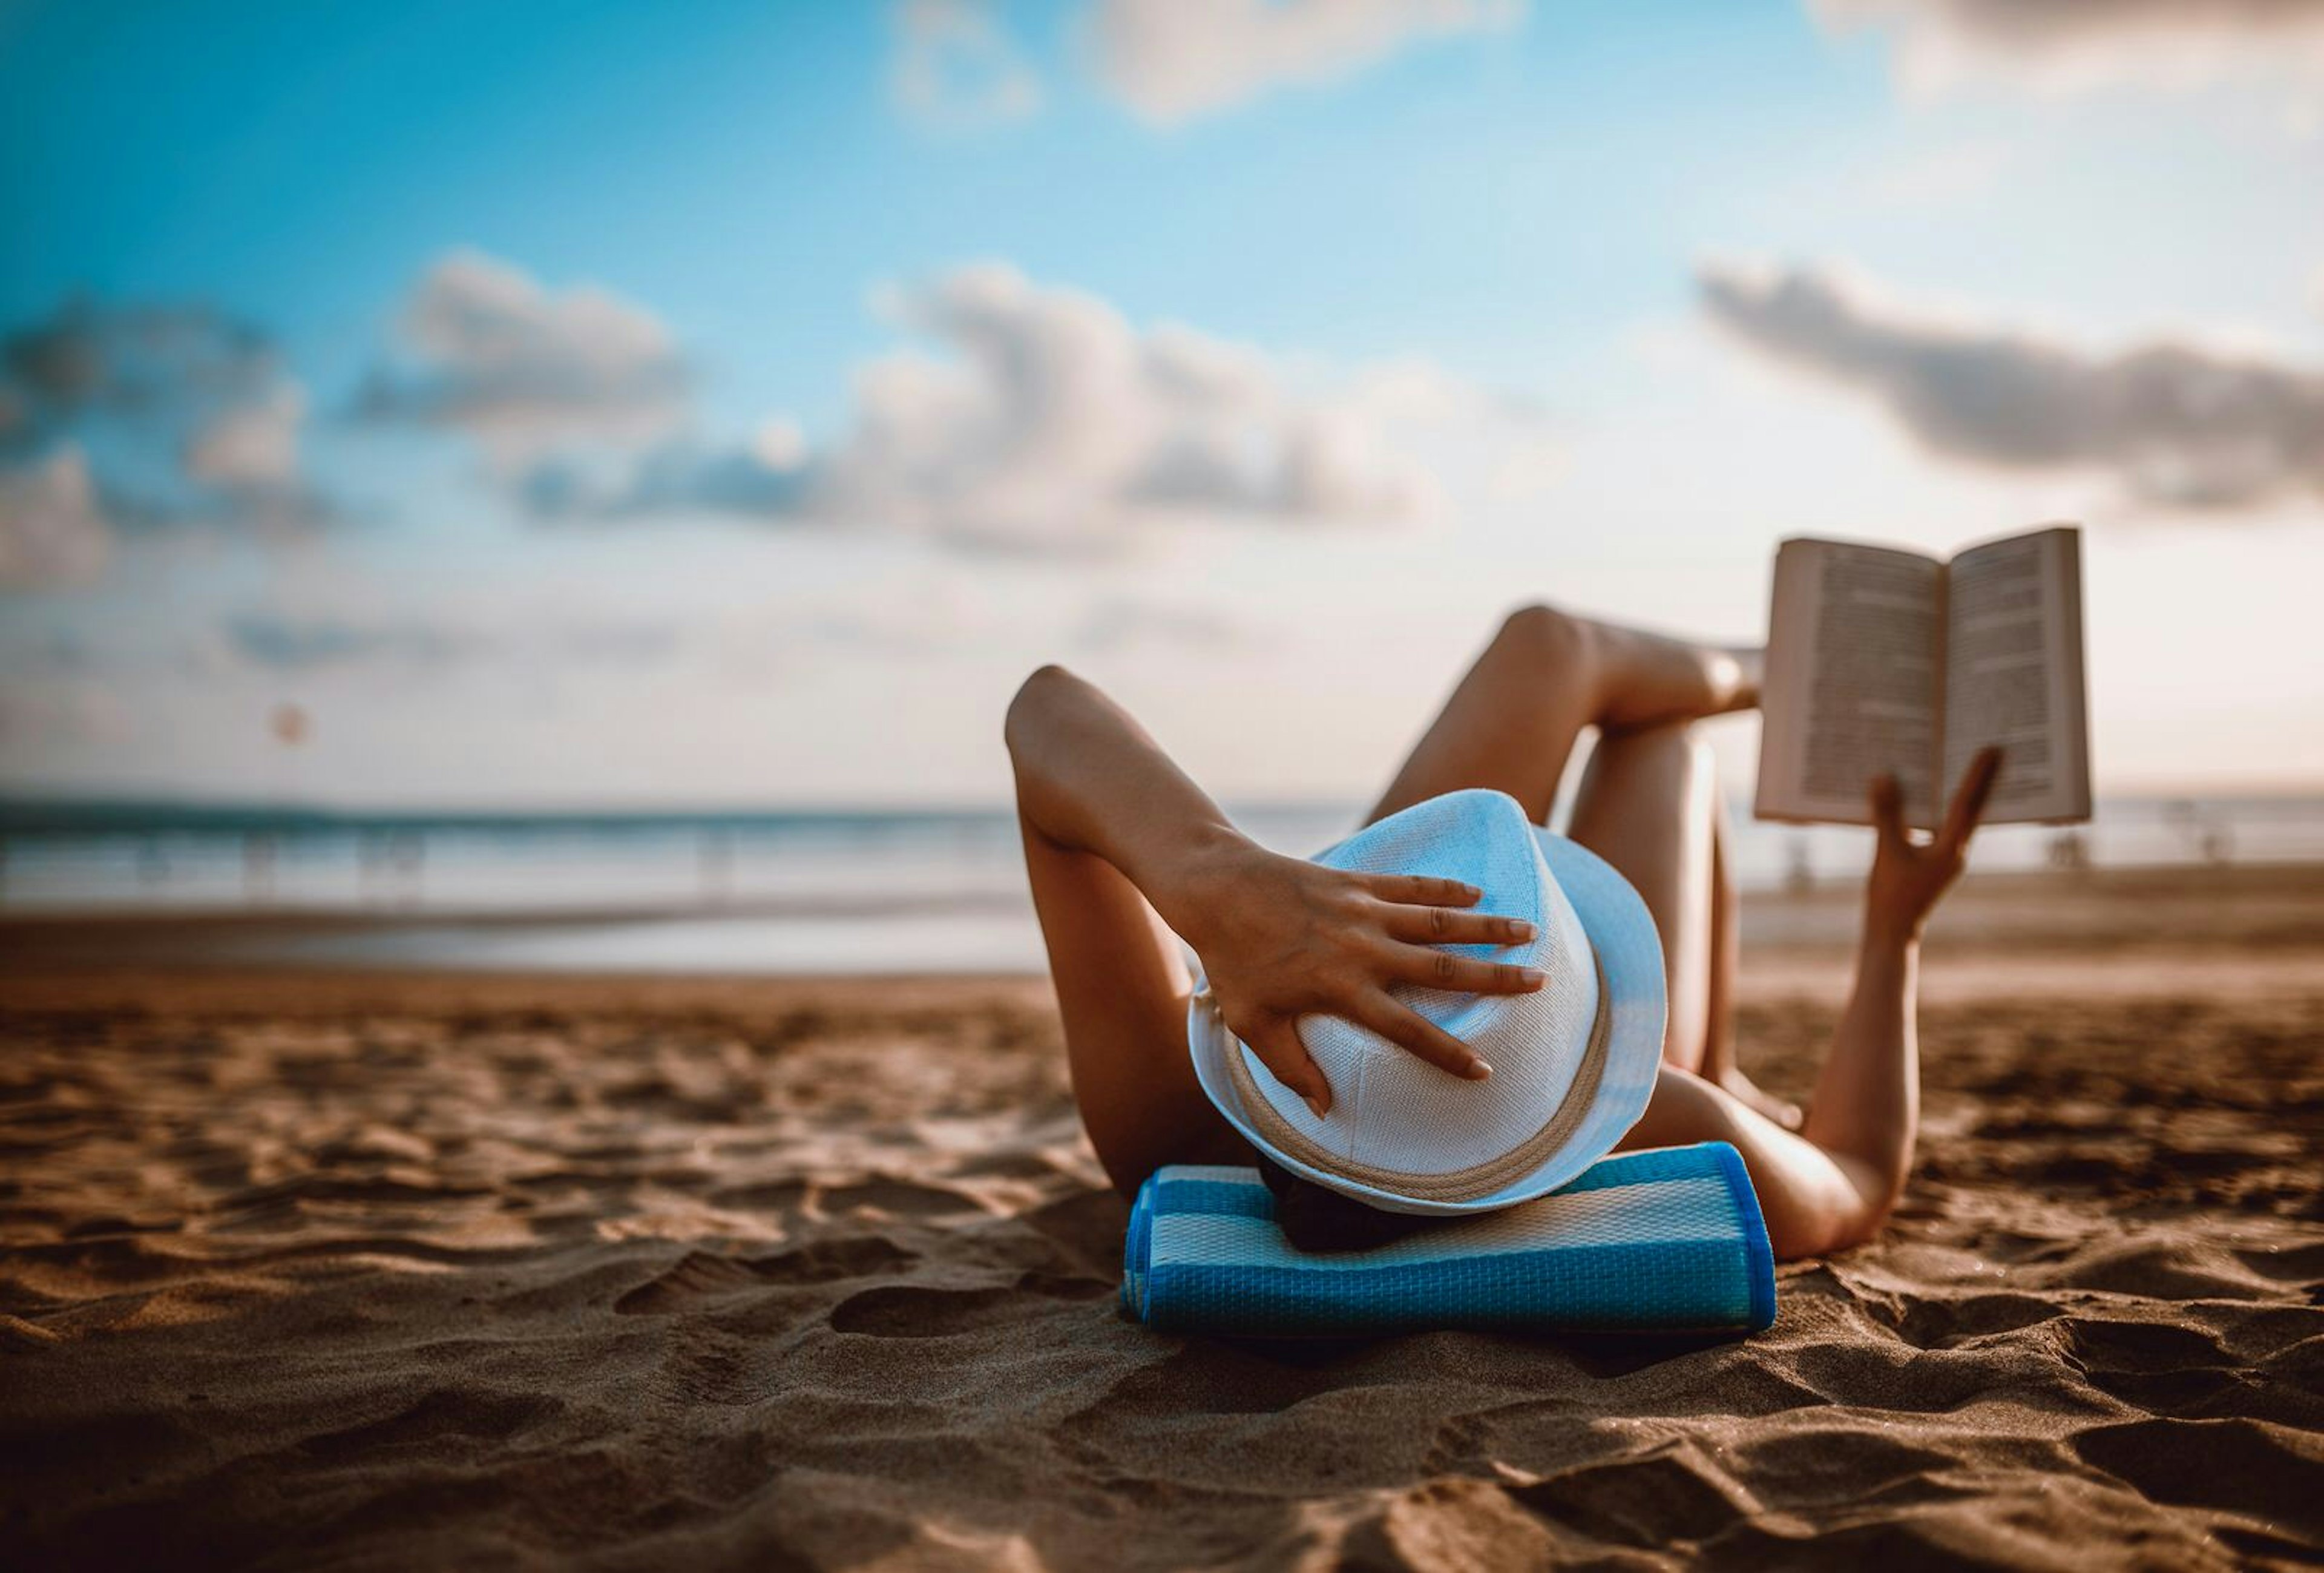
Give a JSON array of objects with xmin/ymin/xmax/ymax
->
[{"xmin": 1187, "ymin": 787, "xmax": 1667, "ymax": 1218}]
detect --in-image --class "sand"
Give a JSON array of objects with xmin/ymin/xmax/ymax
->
[{"xmin": 3, "ymin": 867, "xmax": 2321, "ymax": 1569}]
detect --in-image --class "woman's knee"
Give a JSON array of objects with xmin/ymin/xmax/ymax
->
[
  {"xmin": 1003, "ymin": 662, "xmax": 1074, "ymax": 755},
  {"xmin": 1490, "ymin": 603, "xmax": 1599, "ymax": 683}
]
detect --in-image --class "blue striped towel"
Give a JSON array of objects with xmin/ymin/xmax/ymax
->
[{"xmin": 1121, "ymin": 1141, "xmax": 1776, "ymax": 1336}]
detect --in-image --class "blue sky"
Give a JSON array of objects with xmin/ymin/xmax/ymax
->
[{"xmin": 3, "ymin": 0, "xmax": 2322, "ymax": 806}]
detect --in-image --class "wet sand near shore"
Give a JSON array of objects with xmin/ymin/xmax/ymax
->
[{"xmin": 2, "ymin": 866, "xmax": 2320, "ymax": 1568}]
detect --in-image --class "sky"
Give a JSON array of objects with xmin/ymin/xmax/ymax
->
[{"xmin": 2, "ymin": 0, "xmax": 2321, "ymax": 810}]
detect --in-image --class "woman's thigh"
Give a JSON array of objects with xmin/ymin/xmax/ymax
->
[
  {"xmin": 1367, "ymin": 608, "xmax": 1598, "ymax": 826},
  {"xmin": 1564, "ymin": 725, "xmax": 1718, "ymax": 1073},
  {"xmin": 1019, "ymin": 818, "xmax": 1249, "ymax": 1195}
]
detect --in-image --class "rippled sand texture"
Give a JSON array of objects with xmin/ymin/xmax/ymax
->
[{"xmin": 2, "ymin": 970, "xmax": 2320, "ymax": 1570}]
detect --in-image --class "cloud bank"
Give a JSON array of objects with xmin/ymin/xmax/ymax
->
[
  {"xmin": 2, "ymin": 300, "xmax": 280, "ymax": 426},
  {"xmin": 1699, "ymin": 260, "xmax": 2324, "ymax": 508},
  {"xmin": 1086, "ymin": 0, "xmax": 1526, "ymax": 123},
  {"xmin": 0, "ymin": 299, "xmax": 320, "ymax": 583},
  {"xmin": 356, "ymin": 251, "xmax": 689, "ymax": 465},
  {"xmin": 1814, "ymin": 0, "xmax": 2324, "ymax": 93},
  {"xmin": 225, "ymin": 612, "xmax": 470, "ymax": 672},
  {"xmin": 215, "ymin": 608, "xmax": 686, "ymax": 675},
  {"xmin": 822, "ymin": 264, "xmax": 1440, "ymax": 541},
  {"xmin": 536, "ymin": 263, "xmax": 1519, "ymax": 551}
]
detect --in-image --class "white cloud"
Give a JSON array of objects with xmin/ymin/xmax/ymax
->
[
  {"xmin": 1814, "ymin": 0, "xmax": 2324, "ymax": 94},
  {"xmin": 533, "ymin": 263, "xmax": 1534, "ymax": 553},
  {"xmin": 0, "ymin": 447, "xmax": 111, "ymax": 589},
  {"xmin": 357, "ymin": 250, "xmax": 688, "ymax": 466},
  {"xmin": 1698, "ymin": 259, "xmax": 2324, "ymax": 508},
  {"xmin": 750, "ymin": 418, "xmax": 809, "ymax": 471},
  {"xmin": 525, "ymin": 435, "xmax": 811, "ymax": 522},
  {"xmin": 824, "ymin": 264, "xmax": 1462, "ymax": 545},
  {"xmin": 892, "ymin": 0, "xmax": 1042, "ymax": 127},
  {"xmin": 1086, "ymin": 0, "xmax": 1527, "ymax": 123},
  {"xmin": 185, "ymin": 382, "xmax": 307, "ymax": 489}
]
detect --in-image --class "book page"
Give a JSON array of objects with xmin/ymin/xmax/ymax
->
[
  {"xmin": 1941, "ymin": 525, "xmax": 2092, "ymax": 824},
  {"xmin": 1755, "ymin": 539, "xmax": 1945, "ymax": 827}
]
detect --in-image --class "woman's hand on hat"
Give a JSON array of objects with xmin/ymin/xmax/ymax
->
[
  {"xmin": 1170, "ymin": 842, "xmax": 1545, "ymax": 1117},
  {"xmin": 1864, "ymin": 746, "xmax": 2001, "ymax": 945}
]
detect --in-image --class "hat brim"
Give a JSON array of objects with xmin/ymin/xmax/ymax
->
[{"xmin": 1187, "ymin": 827, "xmax": 1668, "ymax": 1217}]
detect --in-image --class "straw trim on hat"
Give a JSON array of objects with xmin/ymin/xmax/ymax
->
[{"xmin": 1222, "ymin": 952, "xmax": 1612, "ymax": 1203}]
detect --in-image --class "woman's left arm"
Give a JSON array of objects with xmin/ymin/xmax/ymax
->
[{"xmin": 1005, "ymin": 665, "xmax": 1544, "ymax": 1114}]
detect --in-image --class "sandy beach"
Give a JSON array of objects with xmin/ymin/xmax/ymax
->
[{"xmin": 4, "ymin": 866, "xmax": 2320, "ymax": 1569}]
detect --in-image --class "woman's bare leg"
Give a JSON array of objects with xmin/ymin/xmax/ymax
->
[
  {"xmin": 1373, "ymin": 605, "xmax": 1900, "ymax": 1256},
  {"xmin": 1619, "ymin": 745, "xmax": 2004, "ymax": 1261},
  {"xmin": 1563, "ymin": 726, "xmax": 1896, "ymax": 1253},
  {"xmin": 1368, "ymin": 606, "xmax": 1751, "ymax": 1074},
  {"xmin": 1702, "ymin": 812, "xmax": 1740, "ymax": 1086},
  {"xmin": 1572, "ymin": 746, "xmax": 1804, "ymax": 1124},
  {"xmin": 1583, "ymin": 763, "xmax": 1897, "ymax": 1255},
  {"xmin": 1367, "ymin": 605, "xmax": 1754, "ymax": 827},
  {"xmin": 1017, "ymin": 813, "xmax": 1247, "ymax": 1196},
  {"xmin": 1701, "ymin": 813, "xmax": 1804, "ymax": 1126},
  {"xmin": 1564, "ymin": 723, "xmax": 1718, "ymax": 1074},
  {"xmin": 1618, "ymin": 1065, "xmax": 1879, "ymax": 1258}
]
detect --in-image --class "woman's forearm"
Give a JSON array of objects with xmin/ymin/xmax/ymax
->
[
  {"xmin": 1800, "ymin": 918, "xmax": 1920, "ymax": 1204},
  {"xmin": 1003, "ymin": 665, "xmax": 1250, "ymax": 936},
  {"xmin": 1008, "ymin": 663, "xmax": 1523, "ymax": 1112}
]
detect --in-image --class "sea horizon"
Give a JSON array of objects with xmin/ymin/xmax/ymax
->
[{"xmin": 7, "ymin": 789, "xmax": 2319, "ymax": 975}]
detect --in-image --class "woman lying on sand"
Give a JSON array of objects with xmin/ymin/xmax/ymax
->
[{"xmin": 1006, "ymin": 605, "xmax": 1999, "ymax": 1259}]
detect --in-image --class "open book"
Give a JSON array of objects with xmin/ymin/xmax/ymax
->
[{"xmin": 1754, "ymin": 524, "xmax": 2092, "ymax": 829}]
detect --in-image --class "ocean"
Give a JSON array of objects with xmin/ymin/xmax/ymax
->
[{"xmin": 4, "ymin": 795, "xmax": 2319, "ymax": 974}]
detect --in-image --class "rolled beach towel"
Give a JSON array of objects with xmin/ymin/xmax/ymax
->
[{"xmin": 1121, "ymin": 1141, "xmax": 1776, "ymax": 1337}]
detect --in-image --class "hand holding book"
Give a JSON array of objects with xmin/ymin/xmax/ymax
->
[
  {"xmin": 1866, "ymin": 746, "xmax": 2001, "ymax": 944},
  {"xmin": 1754, "ymin": 524, "xmax": 2092, "ymax": 829}
]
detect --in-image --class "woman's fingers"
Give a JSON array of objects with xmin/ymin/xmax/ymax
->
[
  {"xmin": 1376, "ymin": 902, "xmax": 1534, "ymax": 947},
  {"xmin": 1363, "ymin": 873, "xmax": 1482, "ymax": 909},
  {"xmin": 1940, "ymin": 746, "xmax": 2003, "ymax": 853},
  {"xmin": 1867, "ymin": 772, "xmax": 1909, "ymax": 849},
  {"xmin": 1353, "ymin": 991, "xmax": 1492, "ymax": 1081},
  {"xmin": 1243, "ymin": 1016, "xmax": 1333, "ymax": 1117},
  {"xmin": 1380, "ymin": 942, "xmax": 1546, "ymax": 996}
]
